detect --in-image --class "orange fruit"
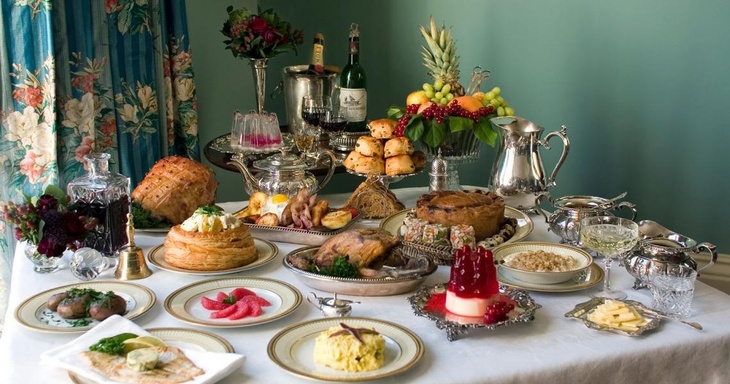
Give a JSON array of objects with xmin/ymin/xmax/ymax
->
[
  {"xmin": 406, "ymin": 90, "xmax": 430, "ymax": 107},
  {"xmin": 454, "ymin": 96, "xmax": 482, "ymax": 113},
  {"xmin": 472, "ymin": 92, "xmax": 485, "ymax": 102},
  {"xmin": 417, "ymin": 102, "xmax": 434, "ymax": 114}
]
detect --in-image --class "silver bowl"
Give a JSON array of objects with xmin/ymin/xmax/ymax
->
[{"xmin": 283, "ymin": 245, "xmax": 437, "ymax": 296}]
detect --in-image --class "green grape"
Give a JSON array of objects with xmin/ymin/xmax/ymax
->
[
  {"xmin": 440, "ymin": 97, "xmax": 448, "ymax": 105},
  {"xmin": 441, "ymin": 84, "xmax": 451, "ymax": 95},
  {"xmin": 491, "ymin": 86, "xmax": 501, "ymax": 96},
  {"xmin": 433, "ymin": 79, "xmax": 444, "ymax": 91},
  {"xmin": 496, "ymin": 96, "xmax": 505, "ymax": 104},
  {"xmin": 431, "ymin": 97, "xmax": 438, "ymax": 103},
  {"xmin": 446, "ymin": 93, "xmax": 455, "ymax": 101},
  {"xmin": 504, "ymin": 107, "xmax": 515, "ymax": 116},
  {"xmin": 423, "ymin": 83, "xmax": 434, "ymax": 93},
  {"xmin": 497, "ymin": 106, "xmax": 505, "ymax": 116},
  {"xmin": 425, "ymin": 90, "xmax": 435, "ymax": 98},
  {"xmin": 489, "ymin": 98, "xmax": 501, "ymax": 107},
  {"xmin": 484, "ymin": 91, "xmax": 495, "ymax": 100},
  {"xmin": 434, "ymin": 91, "xmax": 443, "ymax": 100}
]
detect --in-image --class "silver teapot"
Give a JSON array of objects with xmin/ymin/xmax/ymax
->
[
  {"xmin": 535, "ymin": 192, "xmax": 637, "ymax": 246},
  {"xmin": 228, "ymin": 150, "xmax": 336, "ymax": 198},
  {"xmin": 624, "ymin": 220, "xmax": 717, "ymax": 289},
  {"xmin": 308, "ymin": 292, "xmax": 359, "ymax": 317},
  {"xmin": 488, "ymin": 116, "xmax": 570, "ymax": 212}
]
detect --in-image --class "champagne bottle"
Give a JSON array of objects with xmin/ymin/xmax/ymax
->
[
  {"xmin": 339, "ymin": 23, "xmax": 367, "ymax": 132},
  {"xmin": 306, "ymin": 33, "xmax": 325, "ymax": 74}
]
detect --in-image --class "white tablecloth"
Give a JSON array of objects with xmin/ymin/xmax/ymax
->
[{"xmin": 1, "ymin": 186, "xmax": 730, "ymax": 384}]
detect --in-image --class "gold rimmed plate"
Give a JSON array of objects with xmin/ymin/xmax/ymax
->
[
  {"xmin": 68, "ymin": 327, "xmax": 235, "ymax": 383},
  {"xmin": 497, "ymin": 263, "xmax": 604, "ymax": 293},
  {"xmin": 15, "ymin": 281, "xmax": 156, "ymax": 333},
  {"xmin": 268, "ymin": 317, "xmax": 424, "ymax": 382},
  {"xmin": 164, "ymin": 277, "xmax": 302, "ymax": 328},
  {"xmin": 147, "ymin": 238, "xmax": 279, "ymax": 275}
]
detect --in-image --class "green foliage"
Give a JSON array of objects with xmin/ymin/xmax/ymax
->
[
  {"xmin": 313, "ymin": 256, "xmax": 359, "ymax": 278},
  {"xmin": 89, "ymin": 333, "xmax": 139, "ymax": 355},
  {"xmin": 131, "ymin": 201, "xmax": 170, "ymax": 229}
]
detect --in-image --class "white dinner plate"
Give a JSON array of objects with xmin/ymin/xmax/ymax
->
[
  {"xmin": 268, "ymin": 317, "xmax": 424, "ymax": 382},
  {"xmin": 164, "ymin": 277, "xmax": 302, "ymax": 328},
  {"xmin": 147, "ymin": 238, "xmax": 279, "ymax": 275},
  {"xmin": 498, "ymin": 263, "xmax": 604, "ymax": 293},
  {"xmin": 15, "ymin": 281, "xmax": 156, "ymax": 333},
  {"xmin": 380, "ymin": 206, "xmax": 534, "ymax": 245},
  {"xmin": 67, "ymin": 327, "xmax": 234, "ymax": 383}
]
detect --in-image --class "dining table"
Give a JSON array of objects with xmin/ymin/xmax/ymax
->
[{"xmin": 1, "ymin": 186, "xmax": 729, "ymax": 384}]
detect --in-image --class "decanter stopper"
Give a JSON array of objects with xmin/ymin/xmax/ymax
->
[{"xmin": 429, "ymin": 148, "xmax": 449, "ymax": 192}]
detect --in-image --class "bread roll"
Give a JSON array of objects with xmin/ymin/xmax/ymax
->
[
  {"xmin": 354, "ymin": 136, "xmax": 384, "ymax": 157},
  {"xmin": 383, "ymin": 137, "xmax": 415, "ymax": 158},
  {"xmin": 410, "ymin": 150, "xmax": 427, "ymax": 170},
  {"xmin": 368, "ymin": 119, "xmax": 397, "ymax": 139},
  {"xmin": 321, "ymin": 210, "xmax": 352, "ymax": 230},
  {"xmin": 353, "ymin": 156, "xmax": 385, "ymax": 175},
  {"xmin": 132, "ymin": 156, "xmax": 217, "ymax": 225},
  {"xmin": 343, "ymin": 151, "xmax": 363, "ymax": 170},
  {"xmin": 385, "ymin": 155, "xmax": 416, "ymax": 175}
]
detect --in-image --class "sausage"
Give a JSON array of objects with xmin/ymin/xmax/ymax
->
[
  {"xmin": 46, "ymin": 292, "xmax": 69, "ymax": 311},
  {"xmin": 56, "ymin": 295, "xmax": 91, "ymax": 319},
  {"xmin": 88, "ymin": 295, "xmax": 127, "ymax": 321}
]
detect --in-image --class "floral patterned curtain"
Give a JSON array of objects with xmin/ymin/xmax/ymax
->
[{"xmin": 0, "ymin": 0, "xmax": 199, "ymax": 262}]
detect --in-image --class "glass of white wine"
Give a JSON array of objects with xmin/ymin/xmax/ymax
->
[{"xmin": 579, "ymin": 216, "xmax": 639, "ymax": 299}]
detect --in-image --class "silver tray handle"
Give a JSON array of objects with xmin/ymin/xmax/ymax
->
[
  {"xmin": 612, "ymin": 201, "xmax": 638, "ymax": 221},
  {"xmin": 539, "ymin": 125, "xmax": 570, "ymax": 187}
]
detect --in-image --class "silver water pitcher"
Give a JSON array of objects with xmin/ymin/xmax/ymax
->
[{"xmin": 488, "ymin": 116, "xmax": 570, "ymax": 212}]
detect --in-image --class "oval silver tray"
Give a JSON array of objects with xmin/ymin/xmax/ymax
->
[
  {"xmin": 283, "ymin": 245, "xmax": 437, "ymax": 296},
  {"xmin": 407, "ymin": 283, "xmax": 541, "ymax": 341},
  {"xmin": 234, "ymin": 207, "xmax": 361, "ymax": 246}
]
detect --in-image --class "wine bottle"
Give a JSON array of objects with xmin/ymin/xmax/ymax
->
[
  {"xmin": 339, "ymin": 23, "xmax": 367, "ymax": 132},
  {"xmin": 306, "ymin": 33, "xmax": 325, "ymax": 74}
]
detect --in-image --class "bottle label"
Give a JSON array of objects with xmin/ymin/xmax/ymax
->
[
  {"xmin": 312, "ymin": 42, "xmax": 324, "ymax": 72},
  {"xmin": 349, "ymin": 40, "xmax": 359, "ymax": 55},
  {"xmin": 339, "ymin": 88, "xmax": 367, "ymax": 122}
]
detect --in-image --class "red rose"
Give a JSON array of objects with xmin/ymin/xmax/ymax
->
[
  {"xmin": 63, "ymin": 212, "xmax": 87, "ymax": 237},
  {"xmin": 37, "ymin": 237, "xmax": 65, "ymax": 258},
  {"xmin": 249, "ymin": 16, "xmax": 268, "ymax": 34},
  {"xmin": 263, "ymin": 28, "xmax": 278, "ymax": 44}
]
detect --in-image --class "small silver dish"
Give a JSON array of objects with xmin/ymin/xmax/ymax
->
[
  {"xmin": 564, "ymin": 297, "xmax": 661, "ymax": 337},
  {"xmin": 329, "ymin": 131, "xmax": 365, "ymax": 152}
]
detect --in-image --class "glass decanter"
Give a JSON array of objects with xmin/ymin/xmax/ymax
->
[{"xmin": 67, "ymin": 153, "xmax": 130, "ymax": 257}]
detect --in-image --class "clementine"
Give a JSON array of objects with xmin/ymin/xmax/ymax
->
[
  {"xmin": 454, "ymin": 96, "xmax": 482, "ymax": 113},
  {"xmin": 406, "ymin": 90, "xmax": 430, "ymax": 107}
]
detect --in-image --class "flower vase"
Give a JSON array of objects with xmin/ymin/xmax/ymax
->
[
  {"xmin": 420, "ymin": 129, "xmax": 481, "ymax": 190},
  {"xmin": 23, "ymin": 241, "xmax": 62, "ymax": 273},
  {"xmin": 249, "ymin": 58, "xmax": 268, "ymax": 114}
]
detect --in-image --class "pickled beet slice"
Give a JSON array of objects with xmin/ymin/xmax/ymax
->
[
  {"xmin": 230, "ymin": 287, "xmax": 256, "ymax": 300},
  {"xmin": 201, "ymin": 296, "xmax": 230, "ymax": 311},
  {"xmin": 210, "ymin": 302, "xmax": 238, "ymax": 318},
  {"xmin": 227, "ymin": 300, "xmax": 251, "ymax": 320}
]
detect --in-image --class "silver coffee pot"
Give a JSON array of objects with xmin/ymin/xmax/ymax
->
[
  {"xmin": 489, "ymin": 116, "xmax": 570, "ymax": 213},
  {"xmin": 624, "ymin": 220, "xmax": 717, "ymax": 289},
  {"xmin": 534, "ymin": 192, "xmax": 637, "ymax": 246}
]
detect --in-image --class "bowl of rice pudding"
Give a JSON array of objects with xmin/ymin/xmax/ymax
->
[{"xmin": 493, "ymin": 242, "xmax": 593, "ymax": 285}]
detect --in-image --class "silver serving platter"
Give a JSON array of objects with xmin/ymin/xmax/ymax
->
[
  {"xmin": 329, "ymin": 131, "xmax": 366, "ymax": 152},
  {"xmin": 235, "ymin": 207, "xmax": 361, "ymax": 246},
  {"xmin": 283, "ymin": 245, "xmax": 437, "ymax": 296},
  {"xmin": 407, "ymin": 283, "xmax": 541, "ymax": 341},
  {"xmin": 564, "ymin": 297, "xmax": 661, "ymax": 336}
]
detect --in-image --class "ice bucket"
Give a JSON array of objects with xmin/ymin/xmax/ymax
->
[{"xmin": 277, "ymin": 65, "xmax": 340, "ymax": 131}]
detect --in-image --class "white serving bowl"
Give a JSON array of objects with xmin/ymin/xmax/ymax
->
[{"xmin": 493, "ymin": 242, "xmax": 593, "ymax": 285}]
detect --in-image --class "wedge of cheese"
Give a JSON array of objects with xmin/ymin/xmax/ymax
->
[{"xmin": 587, "ymin": 299, "xmax": 648, "ymax": 331}]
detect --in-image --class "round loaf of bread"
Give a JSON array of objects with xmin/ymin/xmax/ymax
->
[
  {"xmin": 164, "ymin": 225, "xmax": 257, "ymax": 271},
  {"xmin": 368, "ymin": 119, "xmax": 397, "ymax": 139},
  {"xmin": 385, "ymin": 155, "xmax": 416, "ymax": 175},
  {"xmin": 353, "ymin": 156, "xmax": 385, "ymax": 175},
  {"xmin": 343, "ymin": 151, "xmax": 363, "ymax": 170},
  {"xmin": 355, "ymin": 136, "xmax": 384, "ymax": 157},
  {"xmin": 416, "ymin": 190, "xmax": 505, "ymax": 241},
  {"xmin": 383, "ymin": 137, "xmax": 415, "ymax": 158},
  {"xmin": 410, "ymin": 150, "xmax": 427, "ymax": 170}
]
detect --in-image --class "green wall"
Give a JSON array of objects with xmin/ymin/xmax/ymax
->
[{"xmin": 187, "ymin": 0, "xmax": 730, "ymax": 254}]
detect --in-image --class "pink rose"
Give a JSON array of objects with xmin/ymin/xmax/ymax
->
[
  {"xmin": 19, "ymin": 152, "xmax": 45, "ymax": 184},
  {"xmin": 74, "ymin": 136, "xmax": 94, "ymax": 163},
  {"xmin": 249, "ymin": 16, "xmax": 268, "ymax": 34},
  {"xmin": 106, "ymin": 0, "xmax": 120, "ymax": 13}
]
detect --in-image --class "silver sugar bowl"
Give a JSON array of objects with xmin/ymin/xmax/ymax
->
[
  {"xmin": 307, "ymin": 292, "xmax": 359, "ymax": 317},
  {"xmin": 535, "ymin": 192, "xmax": 637, "ymax": 246}
]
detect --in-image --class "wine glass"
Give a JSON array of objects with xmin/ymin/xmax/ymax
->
[
  {"xmin": 320, "ymin": 109, "xmax": 347, "ymax": 139},
  {"xmin": 579, "ymin": 216, "xmax": 639, "ymax": 300},
  {"xmin": 292, "ymin": 122, "xmax": 315, "ymax": 161}
]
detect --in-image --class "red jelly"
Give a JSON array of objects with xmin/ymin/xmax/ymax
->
[{"xmin": 448, "ymin": 245, "xmax": 499, "ymax": 298}]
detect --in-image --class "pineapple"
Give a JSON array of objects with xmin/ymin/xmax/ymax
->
[{"xmin": 419, "ymin": 16, "xmax": 464, "ymax": 96}]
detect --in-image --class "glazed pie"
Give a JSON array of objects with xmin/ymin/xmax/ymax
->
[{"xmin": 415, "ymin": 190, "xmax": 505, "ymax": 241}]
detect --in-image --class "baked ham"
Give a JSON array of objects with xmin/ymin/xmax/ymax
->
[{"xmin": 132, "ymin": 156, "xmax": 217, "ymax": 225}]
